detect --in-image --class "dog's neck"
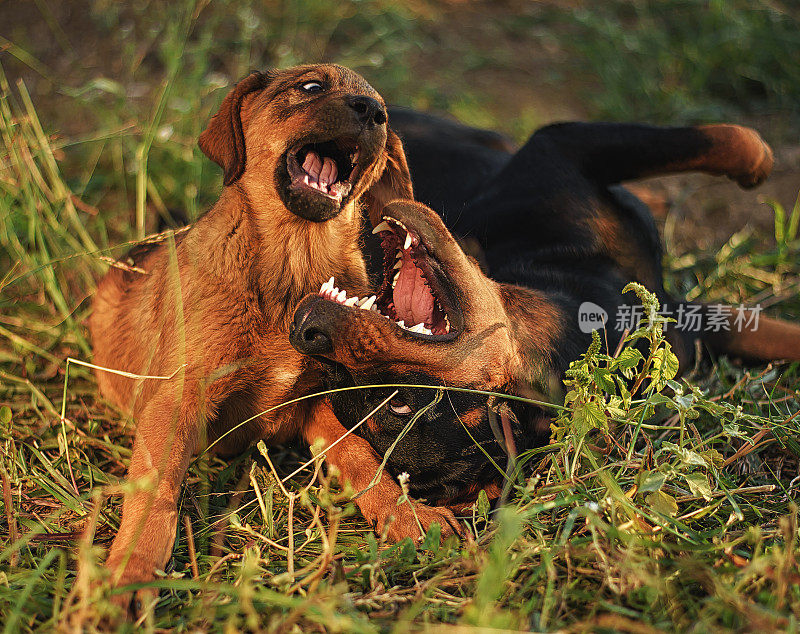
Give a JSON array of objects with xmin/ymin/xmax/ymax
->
[
  {"xmin": 218, "ymin": 184, "xmax": 369, "ymax": 325},
  {"xmin": 497, "ymin": 283, "xmax": 566, "ymax": 387}
]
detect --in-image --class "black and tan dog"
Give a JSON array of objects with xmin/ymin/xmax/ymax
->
[
  {"xmin": 290, "ymin": 115, "xmax": 800, "ymax": 509},
  {"xmin": 87, "ymin": 65, "xmax": 464, "ymax": 610}
]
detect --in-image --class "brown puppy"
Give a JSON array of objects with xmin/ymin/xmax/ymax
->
[{"xmin": 88, "ymin": 64, "xmax": 449, "ymax": 609}]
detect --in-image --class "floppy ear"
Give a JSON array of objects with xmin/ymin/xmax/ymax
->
[
  {"xmin": 362, "ymin": 127, "xmax": 414, "ymax": 226},
  {"xmin": 198, "ymin": 71, "xmax": 274, "ymax": 186}
]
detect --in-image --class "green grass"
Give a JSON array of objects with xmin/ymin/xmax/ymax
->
[
  {"xmin": 1, "ymin": 1, "xmax": 800, "ymax": 631},
  {"xmin": 522, "ymin": 0, "xmax": 800, "ymax": 131}
]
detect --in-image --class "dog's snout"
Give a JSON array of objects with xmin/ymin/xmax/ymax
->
[
  {"xmin": 290, "ymin": 303, "xmax": 335, "ymax": 356},
  {"xmin": 346, "ymin": 95, "xmax": 386, "ymax": 127}
]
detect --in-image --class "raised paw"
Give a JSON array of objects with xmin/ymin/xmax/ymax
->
[{"xmin": 699, "ymin": 124, "xmax": 774, "ymax": 189}]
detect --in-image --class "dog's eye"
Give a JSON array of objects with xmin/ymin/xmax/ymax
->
[
  {"xmin": 389, "ymin": 398, "xmax": 413, "ymax": 415},
  {"xmin": 301, "ymin": 81, "xmax": 325, "ymax": 94}
]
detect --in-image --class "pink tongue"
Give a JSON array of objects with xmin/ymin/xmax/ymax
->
[{"xmin": 393, "ymin": 257, "xmax": 434, "ymax": 326}]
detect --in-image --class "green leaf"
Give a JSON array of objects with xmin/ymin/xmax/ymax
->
[
  {"xmin": 637, "ymin": 470, "xmax": 667, "ymax": 493},
  {"xmin": 697, "ymin": 449, "xmax": 725, "ymax": 469},
  {"xmin": 683, "ymin": 472, "xmax": 713, "ymax": 501},
  {"xmin": 647, "ymin": 490, "xmax": 679, "ymax": 517},
  {"xmin": 651, "ymin": 345, "xmax": 679, "ymax": 389},
  {"xmin": 613, "ymin": 348, "xmax": 644, "ymax": 378},
  {"xmin": 0, "ymin": 406, "xmax": 10, "ymax": 425},
  {"xmin": 721, "ymin": 422, "xmax": 751, "ymax": 441},
  {"xmin": 572, "ymin": 398, "xmax": 608, "ymax": 436},
  {"xmin": 420, "ymin": 521, "xmax": 441, "ymax": 552},
  {"xmin": 593, "ymin": 367, "xmax": 616, "ymax": 393},
  {"xmin": 398, "ymin": 537, "xmax": 417, "ymax": 563},
  {"xmin": 475, "ymin": 488, "xmax": 490, "ymax": 521},
  {"xmin": 366, "ymin": 531, "xmax": 378, "ymax": 560},
  {"xmin": 659, "ymin": 442, "xmax": 708, "ymax": 469}
]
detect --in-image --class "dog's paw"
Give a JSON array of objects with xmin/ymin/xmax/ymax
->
[
  {"xmin": 103, "ymin": 554, "xmax": 161, "ymax": 620},
  {"xmin": 734, "ymin": 131, "xmax": 774, "ymax": 189},
  {"xmin": 713, "ymin": 125, "xmax": 774, "ymax": 189},
  {"xmin": 379, "ymin": 502, "xmax": 463, "ymax": 542},
  {"xmin": 108, "ymin": 585, "xmax": 159, "ymax": 621}
]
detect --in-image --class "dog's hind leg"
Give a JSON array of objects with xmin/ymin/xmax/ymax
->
[{"xmin": 527, "ymin": 122, "xmax": 773, "ymax": 188}]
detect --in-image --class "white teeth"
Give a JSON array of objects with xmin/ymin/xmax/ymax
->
[
  {"xmin": 360, "ymin": 295, "xmax": 377, "ymax": 311},
  {"xmin": 397, "ymin": 320, "xmax": 405, "ymax": 328},
  {"xmin": 336, "ymin": 290, "xmax": 347, "ymax": 303},
  {"xmin": 372, "ymin": 220, "xmax": 392, "ymax": 234},
  {"xmin": 392, "ymin": 271, "xmax": 401, "ymax": 288},
  {"xmin": 444, "ymin": 315, "xmax": 451, "ymax": 333},
  {"xmin": 403, "ymin": 233, "xmax": 412, "ymax": 250},
  {"xmin": 422, "ymin": 326, "xmax": 432, "ymax": 335},
  {"xmin": 320, "ymin": 277, "xmax": 335, "ymax": 294},
  {"xmin": 393, "ymin": 260, "xmax": 403, "ymax": 270},
  {"xmin": 409, "ymin": 322, "xmax": 426, "ymax": 333},
  {"xmin": 344, "ymin": 296, "xmax": 358, "ymax": 307}
]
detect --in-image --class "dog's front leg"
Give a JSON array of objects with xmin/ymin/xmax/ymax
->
[
  {"xmin": 104, "ymin": 382, "xmax": 203, "ymax": 614},
  {"xmin": 303, "ymin": 400, "xmax": 463, "ymax": 542}
]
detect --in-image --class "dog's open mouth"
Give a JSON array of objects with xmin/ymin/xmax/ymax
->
[
  {"xmin": 317, "ymin": 216, "xmax": 460, "ymax": 338},
  {"xmin": 286, "ymin": 138, "xmax": 360, "ymax": 204}
]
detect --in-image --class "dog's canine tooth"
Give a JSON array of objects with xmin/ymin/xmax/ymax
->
[
  {"xmin": 360, "ymin": 295, "xmax": 376, "ymax": 310},
  {"xmin": 403, "ymin": 233, "xmax": 412, "ymax": 250},
  {"xmin": 397, "ymin": 320, "xmax": 405, "ymax": 328},
  {"xmin": 320, "ymin": 277, "xmax": 334, "ymax": 294},
  {"xmin": 344, "ymin": 296, "xmax": 359, "ymax": 307},
  {"xmin": 422, "ymin": 326, "xmax": 433, "ymax": 335},
  {"xmin": 372, "ymin": 220, "xmax": 392, "ymax": 234},
  {"xmin": 409, "ymin": 322, "xmax": 426, "ymax": 333},
  {"xmin": 393, "ymin": 259, "xmax": 403, "ymax": 270}
]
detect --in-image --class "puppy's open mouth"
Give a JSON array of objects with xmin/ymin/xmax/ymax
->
[
  {"xmin": 286, "ymin": 138, "xmax": 360, "ymax": 204},
  {"xmin": 317, "ymin": 216, "xmax": 460, "ymax": 338}
]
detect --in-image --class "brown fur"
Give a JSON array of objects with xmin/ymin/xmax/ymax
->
[
  {"xmin": 663, "ymin": 124, "xmax": 774, "ymax": 188},
  {"xmin": 88, "ymin": 64, "xmax": 417, "ymax": 612}
]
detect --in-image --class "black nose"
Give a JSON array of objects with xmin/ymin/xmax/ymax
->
[
  {"xmin": 290, "ymin": 307, "xmax": 334, "ymax": 355},
  {"xmin": 346, "ymin": 95, "xmax": 386, "ymax": 127}
]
